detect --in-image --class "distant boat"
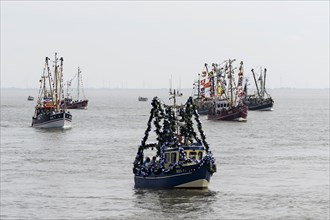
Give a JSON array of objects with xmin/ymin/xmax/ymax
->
[
  {"xmin": 27, "ymin": 96, "xmax": 34, "ymax": 101},
  {"xmin": 31, "ymin": 53, "xmax": 72, "ymax": 128},
  {"xmin": 138, "ymin": 96, "xmax": 148, "ymax": 101},
  {"xmin": 244, "ymin": 67, "xmax": 274, "ymax": 111},
  {"xmin": 198, "ymin": 59, "xmax": 248, "ymax": 121},
  {"xmin": 133, "ymin": 92, "xmax": 216, "ymax": 189},
  {"xmin": 63, "ymin": 67, "xmax": 88, "ymax": 109}
]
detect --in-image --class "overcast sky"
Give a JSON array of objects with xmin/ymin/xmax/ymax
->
[{"xmin": 1, "ymin": 1, "xmax": 329, "ymax": 89}]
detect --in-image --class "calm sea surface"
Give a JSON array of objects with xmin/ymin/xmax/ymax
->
[{"xmin": 1, "ymin": 88, "xmax": 329, "ymax": 220}]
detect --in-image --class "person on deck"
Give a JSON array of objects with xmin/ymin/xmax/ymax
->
[
  {"xmin": 148, "ymin": 156, "xmax": 156, "ymax": 167},
  {"xmin": 143, "ymin": 157, "xmax": 150, "ymax": 167}
]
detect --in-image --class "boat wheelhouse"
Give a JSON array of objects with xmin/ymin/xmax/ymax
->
[{"xmin": 208, "ymin": 98, "xmax": 248, "ymax": 121}]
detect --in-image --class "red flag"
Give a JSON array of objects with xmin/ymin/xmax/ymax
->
[{"xmin": 204, "ymin": 81, "xmax": 211, "ymax": 88}]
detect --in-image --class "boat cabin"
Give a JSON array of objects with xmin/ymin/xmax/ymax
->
[
  {"xmin": 215, "ymin": 100, "xmax": 230, "ymax": 110},
  {"xmin": 164, "ymin": 145, "xmax": 205, "ymax": 169}
]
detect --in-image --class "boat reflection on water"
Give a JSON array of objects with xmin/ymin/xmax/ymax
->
[{"xmin": 133, "ymin": 188, "xmax": 217, "ymax": 217}]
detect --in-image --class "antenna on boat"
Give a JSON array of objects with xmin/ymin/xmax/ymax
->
[{"xmin": 169, "ymin": 76, "xmax": 182, "ymax": 109}]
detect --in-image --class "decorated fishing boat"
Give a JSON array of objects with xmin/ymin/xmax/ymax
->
[
  {"xmin": 193, "ymin": 64, "xmax": 215, "ymax": 115},
  {"xmin": 244, "ymin": 68, "xmax": 274, "ymax": 111},
  {"xmin": 31, "ymin": 53, "xmax": 72, "ymax": 128},
  {"xmin": 133, "ymin": 93, "xmax": 217, "ymax": 189},
  {"xmin": 206, "ymin": 59, "xmax": 248, "ymax": 121},
  {"xmin": 63, "ymin": 67, "xmax": 88, "ymax": 109},
  {"xmin": 138, "ymin": 96, "xmax": 148, "ymax": 101}
]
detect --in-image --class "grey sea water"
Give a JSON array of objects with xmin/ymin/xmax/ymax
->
[{"xmin": 1, "ymin": 88, "xmax": 329, "ymax": 220}]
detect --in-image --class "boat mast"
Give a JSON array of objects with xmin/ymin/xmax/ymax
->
[
  {"xmin": 42, "ymin": 66, "xmax": 47, "ymax": 97},
  {"xmin": 251, "ymin": 68, "xmax": 260, "ymax": 97},
  {"xmin": 204, "ymin": 63, "xmax": 211, "ymax": 97},
  {"xmin": 45, "ymin": 57, "xmax": 53, "ymax": 99},
  {"xmin": 229, "ymin": 59, "xmax": 235, "ymax": 106},
  {"xmin": 77, "ymin": 67, "xmax": 81, "ymax": 101},
  {"xmin": 53, "ymin": 53, "xmax": 59, "ymax": 110},
  {"xmin": 236, "ymin": 61, "xmax": 244, "ymax": 104},
  {"xmin": 263, "ymin": 68, "xmax": 267, "ymax": 97},
  {"xmin": 169, "ymin": 75, "xmax": 182, "ymax": 109},
  {"xmin": 59, "ymin": 56, "xmax": 64, "ymax": 111},
  {"xmin": 237, "ymin": 61, "xmax": 244, "ymax": 87},
  {"xmin": 259, "ymin": 67, "xmax": 264, "ymax": 98},
  {"xmin": 197, "ymin": 73, "xmax": 200, "ymax": 99},
  {"xmin": 212, "ymin": 63, "xmax": 219, "ymax": 98}
]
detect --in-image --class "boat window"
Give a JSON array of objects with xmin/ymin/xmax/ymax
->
[
  {"xmin": 171, "ymin": 153, "xmax": 177, "ymax": 163},
  {"xmin": 189, "ymin": 151, "xmax": 197, "ymax": 159},
  {"xmin": 198, "ymin": 151, "xmax": 203, "ymax": 160},
  {"xmin": 165, "ymin": 153, "xmax": 170, "ymax": 163}
]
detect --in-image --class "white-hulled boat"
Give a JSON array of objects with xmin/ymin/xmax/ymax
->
[{"xmin": 32, "ymin": 53, "xmax": 72, "ymax": 129}]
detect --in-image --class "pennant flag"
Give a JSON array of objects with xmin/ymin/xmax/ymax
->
[{"xmin": 204, "ymin": 81, "xmax": 211, "ymax": 88}]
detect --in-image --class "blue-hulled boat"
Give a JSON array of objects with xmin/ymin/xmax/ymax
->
[{"xmin": 133, "ymin": 96, "xmax": 216, "ymax": 189}]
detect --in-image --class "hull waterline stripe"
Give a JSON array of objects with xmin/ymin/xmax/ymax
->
[{"xmin": 135, "ymin": 172, "xmax": 192, "ymax": 180}]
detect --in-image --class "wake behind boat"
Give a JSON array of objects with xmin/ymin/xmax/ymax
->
[
  {"xmin": 133, "ymin": 94, "xmax": 216, "ymax": 189},
  {"xmin": 32, "ymin": 53, "xmax": 72, "ymax": 129}
]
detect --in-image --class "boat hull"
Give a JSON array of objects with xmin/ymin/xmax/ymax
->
[
  {"xmin": 27, "ymin": 96, "xmax": 34, "ymax": 101},
  {"xmin": 32, "ymin": 112, "xmax": 72, "ymax": 128},
  {"xmin": 247, "ymin": 101, "xmax": 273, "ymax": 111},
  {"xmin": 207, "ymin": 105, "xmax": 248, "ymax": 121},
  {"xmin": 65, "ymin": 100, "xmax": 88, "ymax": 109},
  {"xmin": 134, "ymin": 164, "xmax": 212, "ymax": 189},
  {"xmin": 138, "ymin": 97, "xmax": 148, "ymax": 101},
  {"xmin": 244, "ymin": 97, "xmax": 274, "ymax": 111}
]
